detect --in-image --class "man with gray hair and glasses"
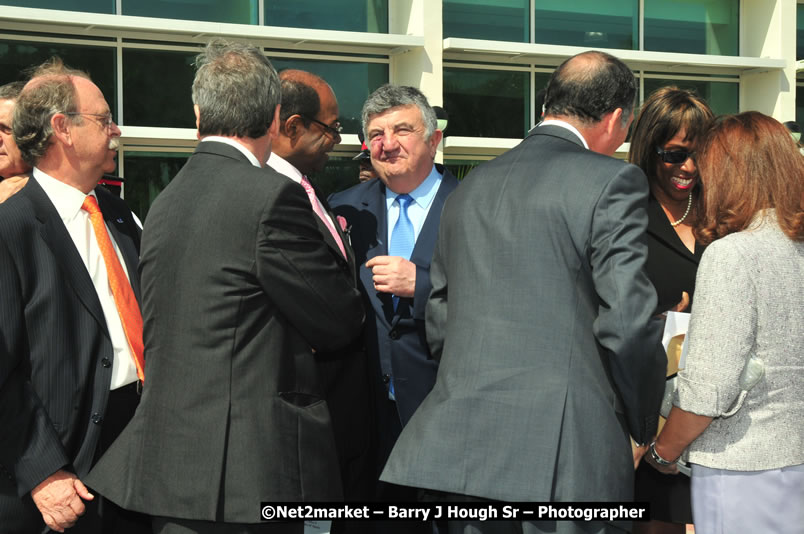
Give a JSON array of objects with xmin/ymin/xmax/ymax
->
[
  {"xmin": 0, "ymin": 59, "xmax": 147, "ymax": 533},
  {"xmin": 328, "ymin": 85, "xmax": 458, "ymax": 518},
  {"xmin": 86, "ymin": 39, "xmax": 364, "ymax": 534}
]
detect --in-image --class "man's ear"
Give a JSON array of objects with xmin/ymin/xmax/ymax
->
[
  {"xmin": 428, "ymin": 128, "xmax": 444, "ymax": 157},
  {"xmin": 605, "ymin": 108, "xmax": 624, "ymax": 136},
  {"xmin": 50, "ymin": 113, "xmax": 73, "ymax": 146},
  {"xmin": 268, "ymin": 105, "xmax": 281, "ymax": 140},
  {"xmin": 282, "ymin": 114, "xmax": 303, "ymax": 140}
]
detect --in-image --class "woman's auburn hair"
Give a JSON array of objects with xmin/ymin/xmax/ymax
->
[{"xmin": 694, "ymin": 111, "xmax": 804, "ymax": 245}]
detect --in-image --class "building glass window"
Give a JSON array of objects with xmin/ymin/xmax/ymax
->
[
  {"xmin": 643, "ymin": 78, "xmax": 738, "ymax": 117},
  {"xmin": 123, "ymin": 49, "xmax": 196, "ymax": 128},
  {"xmin": 0, "ymin": 40, "xmax": 116, "ymax": 115},
  {"xmin": 270, "ymin": 57, "xmax": 388, "ymax": 134},
  {"xmin": 797, "ymin": 85, "xmax": 803, "ymax": 127},
  {"xmin": 123, "ymin": 151, "xmax": 189, "ymax": 221},
  {"xmin": 533, "ymin": 0, "xmax": 638, "ymax": 50},
  {"xmin": 265, "ymin": 0, "xmax": 388, "ymax": 33},
  {"xmin": 122, "ymin": 0, "xmax": 258, "ymax": 24},
  {"xmin": 644, "ymin": 0, "xmax": 738, "ymax": 56},
  {"xmin": 797, "ymin": 3, "xmax": 804, "ymax": 60},
  {"xmin": 0, "ymin": 0, "xmax": 113, "ymax": 14},
  {"xmin": 443, "ymin": 0, "xmax": 529, "ymax": 43},
  {"xmin": 307, "ymin": 156, "xmax": 360, "ymax": 197},
  {"xmin": 444, "ymin": 67, "xmax": 529, "ymax": 138}
]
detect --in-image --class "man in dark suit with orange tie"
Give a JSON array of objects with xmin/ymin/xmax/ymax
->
[
  {"xmin": 86, "ymin": 40, "xmax": 364, "ymax": 534},
  {"xmin": 0, "ymin": 59, "xmax": 147, "ymax": 533}
]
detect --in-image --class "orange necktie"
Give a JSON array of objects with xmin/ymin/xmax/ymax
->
[{"xmin": 82, "ymin": 196, "xmax": 145, "ymax": 382}]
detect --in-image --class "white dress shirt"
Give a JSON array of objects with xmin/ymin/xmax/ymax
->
[
  {"xmin": 385, "ymin": 164, "xmax": 442, "ymax": 247},
  {"xmin": 33, "ymin": 168, "xmax": 139, "ymax": 389},
  {"xmin": 201, "ymin": 137, "xmax": 262, "ymax": 168}
]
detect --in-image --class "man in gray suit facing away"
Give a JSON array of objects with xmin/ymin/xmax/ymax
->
[{"xmin": 382, "ymin": 50, "xmax": 666, "ymax": 534}]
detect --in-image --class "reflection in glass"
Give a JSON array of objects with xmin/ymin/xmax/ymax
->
[
  {"xmin": 533, "ymin": 0, "xmax": 637, "ymax": 50},
  {"xmin": 444, "ymin": 159, "xmax": 482, "ymax": 181},
  {"xmin": 270, "ymin": 57, "xmax": 388, "ymax": 134},
  {"xmin": 643, "ymin": 79, "xmax": 738, "ymax": 117},
  {"xmin": 123, "ymin": 151, "xmax": 189, "ymax": 221},
  {"xmin": 123, "ymin": 49, "xmax": 196, "ymax": 128},
  {"xmin": 443, "ymin": 0, "xmax": 529, "ymax": 43},
  {"xmin": 797, "ymin": 4, "xmax": 804, "ymax": 61},
  {"xmin": 0, "ymin": 40, "xmax": 116, "ymax": 115},
  {"xmin": 0, "ymin": 0, "xmax": 113, "ymax": 13},
  {"xmin": 645, "ymin": 0, "xmax": 738, "ymax": 56},
  {"xmin": 444, "ymin": 68, "xmax": 529, "ymax": 138},
  {"xmin": 266, "ymin": 0, "xmax": 388, "ymax": 32},
  {"xmin": 123, "ymin": 0, "xmax": 257, "ymax": 24},
  {"xmin": 307, "ymin": 156, "xmax": 361, "ymax": 198}
]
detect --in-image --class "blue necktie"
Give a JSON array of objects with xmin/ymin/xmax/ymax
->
[
  {"xmin": 386, "ymin": 194, "xmax": 414, "ymax": 401},
  {"xmin": 389, "ymin": 194, "xmax": 414, "ymax": 260},
  {"xmin": 389, "ymin": 194, "xmax": 414, "ymax": 313}
]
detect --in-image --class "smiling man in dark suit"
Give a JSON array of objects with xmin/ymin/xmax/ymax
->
[
  {"xmin": 85, "ymin": 39, "xmax": 364, "ymax": 534},
  {"xmin": 328, "ymin": 85, "xmax": 458, "ymax": 512},
  {"xmin": 382, "ymin": 51, "xmax": 666, "ymax": 534},
  {"xmin": 0, "ymin": 60, "xmax": 146, "ymax": 533}
]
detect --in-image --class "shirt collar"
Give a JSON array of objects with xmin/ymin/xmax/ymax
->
[
  {"xmin": 538, "ymin": 119, "xmax": 590, "ymax": 149},
  {"xmin": 200, "ymin": 136, "xmax": 262, "ymax": 168},
  {"xmin": 33, "ymin": 167, "xmax": 95, "ymax": 223},
  {"xmin": 266, "ymin": 152, "xmax": 303, "ymax": 184},
  {"xmin": 385, "ymin": 164, "xmax": 442, "ymax": 212}
]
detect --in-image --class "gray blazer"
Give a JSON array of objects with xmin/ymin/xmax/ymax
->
[
  {"xmin": 676, "ymin": 211, "xmax": 804, "ymax": 471},
  {"xmin": 381, "ymin": 125, "xmax": 666, "ymax": 502}
]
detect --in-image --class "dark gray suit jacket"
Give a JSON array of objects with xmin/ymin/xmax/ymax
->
[
  {"xmin": 85, "ymin": 141, "xmax": 364, "ymax": 523},
  {"xmin": 329, "ymin": 168, "xmax": 459, "ymax": 452},
  {"xmin": 382, "ymin": 126, "xmax": 665, "ymax": 503},
  {"xmin": 0, "ymin": 178, "xmax": 141, "ymax": 532}
]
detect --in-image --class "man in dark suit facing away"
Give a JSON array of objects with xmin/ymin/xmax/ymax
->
[
  {"xmin": 85, "ymin": 39, "xmax": 364, "ymax": 534},
  {"xmin": 0, "ymin": 59, "xmax": 147, "ymax": 533},
  {"xmin": 328, "ymin": 85, "xmax": 459, "ymax": 512},
  {"xmin": 382, "ymin": 51, "xmax": 666, "ymax": 534}
]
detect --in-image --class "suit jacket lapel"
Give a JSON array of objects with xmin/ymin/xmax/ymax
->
[
  {"xmin": 312, "ymin": 186, "xmax": 356, "ymax": 275},
  {"xmin": 647, "ymin": 196, "xmax": 702, "ymax": 263},
  {"xmin": 359, "ymin": 181, "xmax": 393, "ymax": 323},
  {"xmin": 27, "ymin": 178, "xmax": 109, "ymax": 335},
  {"xmin": 97, "ymin": 190, "xmax": 143, "ymax": 303},
  {"xmin": 409, "ymin": 168, "xmax": 456, "ymax": 267}
]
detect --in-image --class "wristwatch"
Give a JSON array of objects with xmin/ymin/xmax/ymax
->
[{"xmin": 649, "ymin": 441, "xmax": 675, "ymax": 466}]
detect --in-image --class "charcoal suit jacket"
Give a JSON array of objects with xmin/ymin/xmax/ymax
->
[
  {"xmin": 382, "ymin": 126, "xmax": 666, "ymax": 506},
  {"xmin": 85, "ymin": 140, "xmax": 364, "ymax": 523},
  {"xmin": 0, "ymin": 178, "xmax": 141, "ymax": 533}
]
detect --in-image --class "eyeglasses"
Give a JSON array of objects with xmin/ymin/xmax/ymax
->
[
  {"xmin": 65, "ymin": 112, "xmax": 115, "ymax": 131},
  {"xmin": 302, "ymin": 115, "xmax": 342, "ymax": 138},
  {"xmin": 656, "ymin": 146, "xmax": 695, "ymax": 164}
]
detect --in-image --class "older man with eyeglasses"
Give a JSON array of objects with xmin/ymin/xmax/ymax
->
[
  {"xmin": 0, "ymin": 81, "xmax": 32, "ymax": 202},
  {"xmin": 0, "ymin": 58, "xmax": 148, "ymax": 533}
]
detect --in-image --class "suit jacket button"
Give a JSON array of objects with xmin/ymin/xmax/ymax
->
[
  {"xmin": 388, "ymin": 329, "xmax": 400, "ymax": 340},
  {"xmin": 101, "ymin": 357, "xmax": 111, "ymax": 368},
  {"xmin": 382, "ymin": 374, "xmax": 390, "ymax": 384},
  {"xmin": 91, "ymin": 413, "xmax": 103, "ymax": 424}
]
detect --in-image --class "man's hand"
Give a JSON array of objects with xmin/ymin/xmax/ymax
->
[
  {"xmin": 31, "ymin": 469, "xmax": 94, "ymax": 533},
  {"xmin": 366, "ymin": 255, "xmax": 416, "ymax": 297},
  {"xmin": 632, "ymin": 442, "xmax": 649, "ymax": 470},
  {"xmin": 0, "ymin": 175, "xmax": 28, "ymax": 203},
  {"xmin": 670, "ymin": 291, "xmax": 690, "ymax": 313}
]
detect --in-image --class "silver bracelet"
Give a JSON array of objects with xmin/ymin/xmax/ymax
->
[{"xmin": 649, "ymin": 441, "xmax": 675, "ymax": 466}]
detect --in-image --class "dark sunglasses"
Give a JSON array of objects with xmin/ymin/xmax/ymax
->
[{"xmin": 656, "ymin": 146, "xmax": 695, "ymax": 164}]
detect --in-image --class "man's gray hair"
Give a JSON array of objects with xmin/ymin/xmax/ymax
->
[
  {"xmin": 0, "ymin": 81, "xmax": 25, "ymax": 101},
  {"xmin": 192, "ymin": 39, "xmax": 280, "ymax": 139},
  {"xmin": 12, "ymin": 58, "xmax": 90, "ymax": 167},
  {"xmin": 361, "ymin": 84, "xmax": 437, "ymax": 140}
]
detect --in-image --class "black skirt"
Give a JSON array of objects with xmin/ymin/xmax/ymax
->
[{"xmin": 634, "ymin": 461, "xmax": 692, "ymax": 523}]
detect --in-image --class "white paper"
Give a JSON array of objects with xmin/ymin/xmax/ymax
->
[
  {"xmin": 662, "ymin": 311, "xmax": 690, "ymax": 352},
  {"xmin": 305, "ymin": 520, "xmax": 331, "ymax": 534}
]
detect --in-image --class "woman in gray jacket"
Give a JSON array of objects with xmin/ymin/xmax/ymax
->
[{"xmin": 645, "ymin": 112, "xmax": 804, "ymax": 533}]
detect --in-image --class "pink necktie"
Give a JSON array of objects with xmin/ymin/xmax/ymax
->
[{"xmin": 300, "ymin": 176, "xmax": 346, "ymax": 258}]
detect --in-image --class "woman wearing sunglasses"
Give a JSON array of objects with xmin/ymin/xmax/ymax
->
[
  {"xmin": 644, "ymin": 112, "xmax": 804, "ymax": 533},
  {"xmin": 628, "ymin": 87, "xmax": 714, "ymax": 534}
]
